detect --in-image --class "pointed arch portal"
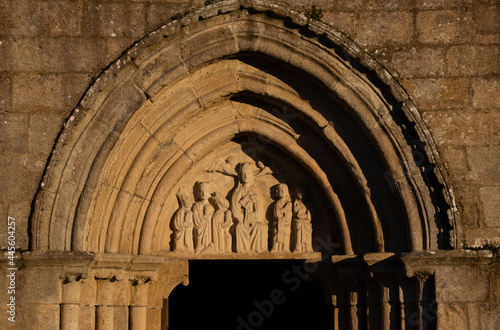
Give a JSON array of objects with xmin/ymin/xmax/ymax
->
[{"xmin": 29, "ymin": 1, "xmax": 458, "ymax": 328}]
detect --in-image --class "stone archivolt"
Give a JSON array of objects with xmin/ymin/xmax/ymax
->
[{"xmin": 31, "ymin": 1, "xmax": 458, "ymax": 257}]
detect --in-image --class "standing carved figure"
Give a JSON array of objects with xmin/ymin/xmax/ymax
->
[
  {"xmin": 172, "ymin": 192, "xmax": 194, "ymax": 252},
  {"xmin": 211, "ymin": 192, "xmax": 233, "ymax": 252},
  {"xmin": 192, "ymin": 181, "xmax": 214, "ymax": 253},
  {"xmin": 271, "ymin": 183, "xmax": 293, "ymax": 252},
  {"xmin": 293, "ymin": 186, "xmax": 313, "ymax": 253},
  {"xmin": 230, "ymin": 162, "xmax": 268, "ymax": 252}
]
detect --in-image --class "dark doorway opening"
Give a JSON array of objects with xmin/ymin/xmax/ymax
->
[{"xmin": 166, "ymin": 260, "xmax": 330, "ymax": 330}]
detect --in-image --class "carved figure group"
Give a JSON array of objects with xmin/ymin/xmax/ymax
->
[{"xmin": 171, "ymin": 160, "xmax": 313, "ymax": 254}]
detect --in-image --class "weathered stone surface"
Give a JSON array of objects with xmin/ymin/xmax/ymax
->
[
  {"xmin": 466, "ymin": 147, "xmax": 500, "ymax": 185},
  {"xmin": 326, "ymin": 0, "xmax": 365, "ymax": 11},
  {"xmin": 19, "ymin": 303, "xmax": 60, "ymax": 329},
  {"xmin": 146, "ymin": 308, "xmax": 162, "ymax": 329},
  {"xmin": 472, "ymin": 78, "xmax": 500, "ymax": 109},
  {"xmin": 417, "ymin": 10, "xmax": 461, "ymax": 44},
  {"xmin": 18, "ymin": 267, "xmax": 61, "ymax": 304},
  {"xmin": 436, "ymin": 266, "xmax": 490, "ymax": 302},
  {"xmin": 323, "ymin": 11, "xmax": 358, "ymax": 38},
  {"xmin": 0, "ymin": 0, "xmax": 45, "ymax": 37},
  {"xmin": 365, "ymin": 0, "xmax": 413, "ymax": 11},
  {"xmin": 25, "ymin": 155, "xmax": 48, "ymax": 174},
  {"xmin": 439, "ymin": 146, "xmax": 468, "ymax": 179},
  {"xmin": 84, "ymin": 3, "xmax": 146, "ymax": 38},
  {"xmin": 403, "ymin": 78, "xmax": 469, "ymax": 110},
  {"xmin": 0, "ymin": 112, "xmax": 28, "ymax": 153},
  {"xmin": 446, "ymin": 45, "xmax": 500, "ymax": 76},
  {"xmin": 454, "ymin": 185, "xmax": 480, "ymax": 228},
  {"xmin": 389, "ymin": 47, "xmax": 445, "ymax": 78},
  {"xmin": 80, "ymin": 305, "xmax": 96, "ymax": 329},
  {"xmin": 479, "ymin": 304, "xmax": 500, "ymax": 330},
  {"xmin": 29, "ymin": 113, "xmax": 65, "ymax": 155},
  {"xmin": 479, "ymin": 187, "xmax": 500, "ymax": 228},
  {"xmin": 0, "ymin": 1, "xmax": 84, "ymax": 37},
  {"xmin": 12, "ymin": 74, "xmax": 91, "ymax": 112},
  {"xmin": 437, "ymin": 303, "xmax": 468, "ymax": 329},
  {"xmin": 146, "ymin": 2, "xmax": 201, "ymax": 31},
  {"xmin": 0, "ymin": 75, "xmax": 11, "ymax": 112},
  {"xmin": 0, "ymin": 155, "xmax": 40, "ymax": 203},
  {"xmin": 4, "ymin": 203, "xmax": 30, "ymax": 250},
  {"xmin": 474, "ymin": 5, "xmax": 500, "ymax": 34},
  {"xmin": 463, "ymin": 227, "xmax": 500, "ymax": 248},
  {"xmin": 422, "ymin": 110, "xmax": 494, "ymax": 146},
  {"xmin": 415, "ymin": 0, "xmax": 468, "ymax": 10},
  {"xmin": 358, "ymin": 11, "xmax": 414, "ymax": 46},
  {"xmin": 114, "ymin": 306, "xmax": 130, "ymax": 329}
]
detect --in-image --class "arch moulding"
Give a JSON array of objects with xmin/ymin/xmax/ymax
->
[
  {"xmin": 31, "ymin": 0, "xmax": 458, "ymax": 258},
  {"xmin": 22, "ymin": 1, "xmax": 469, "ymax": 329}
]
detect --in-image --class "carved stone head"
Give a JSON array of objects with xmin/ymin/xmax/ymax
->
[
  {"xmin": 294, "ymin": 185, "xmax": 306, "ymax": 200},
  {"xmin": 237, "ymin": 162, "xmax": 255, "ymax": 184},
  {"xmin": 176, "ymin": 192, "xmax": 190, "ymax": 208},
  {"xmin": 276, "ymin": 183, "xmax": 289, "ymax": 199},
  {"xmin": 195, "ymin": 181, "xmax": 211, "ymax": 201}
]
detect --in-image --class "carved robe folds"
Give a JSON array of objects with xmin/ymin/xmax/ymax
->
[
  {"xmin": 211, "ymin": 192, "xmax": 232, "ymax": 252},
  {"xmin": 271, "ymin": 183, "xmax": 293, "ymax": 252},
  {"xmin": 293, "ymin": 186, "xmax": 313, "ymax": 253},
  {"xmin": 170, "ymin": 161, "xmax": 313, "ymax": 254},
  {"xmin": 192, "ymin": 182, "xmax": 214, "ymax": 253},
  {"xmin": 231, "ymin": 184, "xmax": 268, "ymax": 253},
  {"xmin": 172, "ymin": 194, "xmax": 194, "ymax": 252}
]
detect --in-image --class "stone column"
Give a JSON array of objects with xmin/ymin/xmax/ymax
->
[
  {"xmin": 130, "ymin": 277, "xmax": 150, "ymax": 330},
  {"xmin": 60, "ymin": 274, "xmax": 86, "ymax": 330},
  {"xmin": 414, "ymin": 271, "xmax": 432, "ymax": 330},
  {"xmin": 330, "ymin": 294, "xmax": 339, "ymax": 330},
  {"xmin": 95, "ymin": 274, "xmax": 130, "ymax": 330},
  {"xmin": 375, "ymin": 276, "xmax": 397, "ymax": 330},
  {"xmin": 349, "ymin": 286, "xmax": 359, "ymax": 330},
  {"xmin": 95, "ymin": 277, "xmax": 115, "ymax": 330}
]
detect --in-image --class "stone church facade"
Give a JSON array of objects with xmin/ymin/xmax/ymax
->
[{"xmin": 0, "ymin": 0, "xmax": 498, "ymax": 329}]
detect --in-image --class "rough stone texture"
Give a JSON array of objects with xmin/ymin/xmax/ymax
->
[
  {"xmin": 28, "ymin": 113, "xmax": 65, "ymax": 155},
  {"xmin": 472, "ymin": 78, "xmax": 500, "ymax": 109},
  {"xmin": 0, "ymin": 0, "xmax": 498, "ymax": 328},
  {"xmin": 0, "ymin": 112, "xmax": 28, "ymax": 153},
  {"xmin": 416, "ymin": 10, "xmax": 462, "ymax": 44},
  {"xmin": 0, "ymin": 75, "xmax": 11, "ymax": 112},
  {"xmin": 479, "ymin": 187, "xmax": 500, "ymax": 228},
  {"xmin": 0, "ymin": 203, "xmax": 30, "ymax": 250},
  {"xmin": 436, "ymin": 266, "xmax": 490, "ymax": 302},
  {"xmin": 402, "ymin": 78, "xmax": 470, "ymax": 110},
  {"xmin": 358, "ymin": 11, "xmax": 414, "ymax": 47}
]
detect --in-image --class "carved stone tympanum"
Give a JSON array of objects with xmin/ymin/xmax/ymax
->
[{"xmin": 170, "ymin": 159, "xmax": 313, "ymax": 254}]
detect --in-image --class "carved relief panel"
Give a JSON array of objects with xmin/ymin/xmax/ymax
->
[{"xmin": 163, "ymin": 140, "xmax": 335, "ymax": 256}]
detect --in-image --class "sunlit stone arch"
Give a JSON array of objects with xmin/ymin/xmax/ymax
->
[{"xmin": 31, "ymin": 0, "xmax": 458, "ymax": 257}]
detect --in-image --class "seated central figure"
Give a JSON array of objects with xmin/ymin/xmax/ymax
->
[{"xmin": 231, "ymin": 162, "xmax": 268, "ymax": 252}]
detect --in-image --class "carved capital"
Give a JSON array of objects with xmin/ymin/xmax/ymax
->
[{"xmin": 61, "ymin": 273, "xmax": 88, "ymax": 284}]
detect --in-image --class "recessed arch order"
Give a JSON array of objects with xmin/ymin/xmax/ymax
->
[{"xmin": 31, "ymin": 0, "xmax": 458, "ymax": 257}]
